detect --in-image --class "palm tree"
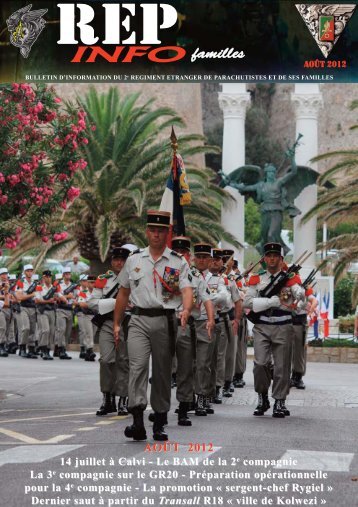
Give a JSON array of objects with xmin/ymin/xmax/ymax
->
[
  {"xmin": 302, "ymin": 101, "xmax": 358, "ymax": 304},
  {"xmin": 63, "ymin": 87, "xmax": 239, "ymax": 272}
]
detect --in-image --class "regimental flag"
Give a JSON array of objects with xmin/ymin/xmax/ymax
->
[
  {"xmin": 296, "ymin": 4, "xmax": 356, "ymax": 58},
  {"xmin": 160, "ymin": 132, "xmax": 191, "ymax": 246}
]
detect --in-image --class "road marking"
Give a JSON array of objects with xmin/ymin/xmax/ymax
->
[
  {"xmin": 0, "ymin": 412, "xmax": 94, "ymax": 424},
  {"xmin": 0, "ymin": 428, "xmax": 74, "ymax": 444},
  {"xmin": 76, "ymin": 427, "xmax": 97, "ymax": 432},
  {"xmin": 95, "ymin": 420, "xmax": 116, "ymax": 425},
  {"xmin": 276, "ymin": 450, "xmax": 354, "ymax": 472},
  {"xmin": 108, "ymin": 415, "xmax": 129, "ymax": 420},
  {"xmin": 0, "ymin": 444, "xmax": 83, "ymax": 466}
]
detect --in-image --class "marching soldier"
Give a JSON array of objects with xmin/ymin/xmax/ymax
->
[
  {"xmin": 113, "ymin": 210, "xmax": 193, "ymax": 442},
  {"xmin": 75, "ymin": 275, "xmax": 97, "ymax": 362},
  {"xmin": 207, "ymin": 249, "xmax": 233, "ymax": 403},
  {"xmin": 15, "ymin": 264, "xmax": 38, "ymax": 358},
  {"xmin": 55, "ymin": 267, "xmax": 76, "ymax": 359},
  {"xmin": 230, "ymin": 259, "xmax": 248, "ymax": 389},
  {"xmin": 193, "ymin": 245, "xmax": 229, "ymax": 413},
  {"xmin": 34, "ymin": 270, "xmax": 56, "ymax": 360},
  {"xmin": 221, "ymin": 249, "xmax": 243, "ymax": 397},
  {"xmin": 290, "ymin": 286, "xmax": 318, "ymax": 390},
  {"xmin": 244, "ymin": 242, "xmax": 305, "ymax": 418},
  {"xmin": 173, "ymin": 238, "xmax": 215, "ymax": 426},
  {"xmin": 0, "ymin": 268, "xmax": 11, "ymax": 357},
  {"xmin": 88, "ymin": 247, "xmax": 131, "ymax": 417}
]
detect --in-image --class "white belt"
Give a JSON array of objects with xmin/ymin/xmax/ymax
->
[{"xmin": 259, "ymin": 315, "xmax": 292, "ymax": 323}]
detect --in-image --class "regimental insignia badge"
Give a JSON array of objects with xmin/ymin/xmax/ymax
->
[
  {"xmin": 295, "ymin": 3, "xmax": 356, "ymax": 58},
  {"xmin": 6, "ymin": 4, "xmax": 48, "ymax": 58}
]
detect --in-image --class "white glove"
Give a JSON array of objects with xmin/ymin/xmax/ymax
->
[{"xmin": 252, "ymin": 295, "xmax": 280, "ymax": 313}]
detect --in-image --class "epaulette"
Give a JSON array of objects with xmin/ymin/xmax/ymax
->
[
  {"xmin": 248, "ymin": 274, "xmax": 260, "ymax": 286},
  {"xmin": 36, "ymin": 285, "xmax": 42, "ymax": 291},
  {"xmin": 94, "ymin": 278, "xmax": 107, "ymax": 289},
  {"xmin": 99, "ymin": 270, "xmax": 114, "ymax": 280},
  {"xmin": 190, "ymin": 266, "xmax": 201, "ymax": 278},
  {"xmin": 286, "ymin": 274, "xmax": 302, "ymax": 287},
  {"xmin": 305, "ymin": 287, "xmax": 314, "ymax": 297},
  {"xmin": 129, "ymin": 249, "xmax": 141, "ymax": 256},
  {"xmin": 171, "ymin": 250, "xmax": 183, "ymax": 258},
  {"xmin": 236, "ymin": 280, "xmax": 243, "ymax": 289}
]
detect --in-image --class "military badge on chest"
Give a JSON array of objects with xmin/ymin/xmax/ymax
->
[{"xmin": 161, "ymin": 266, "xmax": 180, "ymax": 302}]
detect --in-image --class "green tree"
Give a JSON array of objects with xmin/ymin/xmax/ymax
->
[
  {"xmin": 334, "ymin": 275, "xmax": 355, "ymax": 317},
  {"xmin": 244, "ymin": 198, "xmax": 261, "ymax": 246},
  {"xmin": 65, "ymin": 87, "xmax": 238, "ymax": 272}
]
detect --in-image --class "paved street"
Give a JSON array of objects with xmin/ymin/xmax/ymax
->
[{"xmin": 0, "ymin": 354, "xmax": 357, "ymax": 507}]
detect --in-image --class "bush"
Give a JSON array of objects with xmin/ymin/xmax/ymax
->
[
  {"xmin": 334, "ymin": 275, "xmax": 355, "ymax": 317},
  {"xmin": 338, "ymin": 315, "xmax": 355, "ymax": 333}
]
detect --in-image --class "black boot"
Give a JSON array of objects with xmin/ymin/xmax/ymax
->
[
  {"xmin": 0, "ymin": 344, "xmax": 8, "ymax": 357},
  {"xmin": 281, "ymin": 400, "xmax": 290, "ymax": 416},
  {"xmin": 178, "ymin": 402, "xmax": 192, "ymax": 426},
  {"xmin": 19, "ymin": 344, "xmax": 27, "ymax": 357},
  {"xmin": 45, "ymin": 348, "xmax": 54, "ymax": 360},
  {"xmin": 110, "ymin": 394, "xmax": 117, "ymax": 413},
  {"xmin": 295, "ymin": 373, "xmax": 306, "ymax": 390},
  {"xmin": 204, "ymin": 396, "xmax": 215, "ymax": 414},
  {"xmin": 223, "ymin": 380, "xmax": 232, "ymax": 398},
  {"xmin": 117, "ymin": 397, "xmax": 129, "ymax": 416},
  {"xmin": 214, "ymin": 386, "xmax": 223, "ymax": 404},
  {"xmin": 41, "ymin": 346, "xmax": 50, "ymax": 360},
  {"xmin": 125, "ymin": 407, "xmax": 147, "ymax": 441},
  {"xmin": 59, "ymin": 347, "xmax": 72, "ymax": 360},
  {"xmin": 153, "ymin": 412, "xmax": 168, "ymax": 441},
  {"xmin": 233, "ymin": 373, "xmax": 245, "ymax": 388},
  {"xmin": 79, "ymin": 346, "xmax": 86, "ymax": 359},
  {"xmin": 272, "ymin": 399, "xmax": 286, "ymax": 418},
  {"xmin": 195, "ymin": 394, "xmax": 207, "ymax": 416},
  {"xmin": 171, "ymin": 372, "xmax": 177, "ymax": 388},
  {"xmin": 96, "ymin": 392, "xmax": 112, "ymax": 416},
  {"xmin": 148, "ymin": 412, "xmax": 167, "ymax": 424},
  {"xmin": 84, "ymin": 348, "xmax": 96, "ymax": 362},
  {"xmin": 7, "ymin": 342, "xmax": 18, "ymax": 354},
  {"xmin": 27, "ymin": 346, "xmax": 38, "ymax": 359},
  {"xmin": 34, "ymin": 341, "xmax": 41, "ymax": 355},
  {"xmin": 253, "ymin": 393, "xmax": 270, "ymax": 416},
  {"xmin": 53, "ymin": 344, "xmax": 59, "ymax": 357}
]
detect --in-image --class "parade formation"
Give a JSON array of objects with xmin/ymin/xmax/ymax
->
[{"xmin": 0, "ymin": 209, "xmax": 318, "ymax": 444}]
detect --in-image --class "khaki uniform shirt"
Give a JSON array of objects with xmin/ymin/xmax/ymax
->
[{"xmin": 119, "ymin": 246, "xmax": 191, "ymax": 309}]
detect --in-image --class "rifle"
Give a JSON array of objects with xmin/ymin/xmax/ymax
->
[
  {"xmin": 302, "ymin": 268, "xmax": 319, "ymax": 289},
  {"xmin": 236, "ymin": 257, "xmax": 264, "ymax": 281},
  {"xmin": 92, "ymin": 283, "xmax": 119, "ymax": 328},
  {"xmin": 43, "ymin": 285, "xmax": 57, "ymax": 301},
  {"xmin": 259, "ymin": 250, "xmax": 311, "ymax": 298},
  {"xmin": 26, "ymin": 281, "xmax": 37, "ymax": 294},
  {"xmin": 62, "ymin": 282, "xmax": 79, "ymax": 296}
]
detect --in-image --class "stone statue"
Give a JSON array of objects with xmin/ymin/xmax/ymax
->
[{"xmin": 220, "ymin": 134, "xmax": 319, "ymax": 255}]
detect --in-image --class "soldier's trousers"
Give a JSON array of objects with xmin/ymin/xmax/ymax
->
[
  {"xmin": 224, "ymin": 320, "xmax": 237, "ymax": 383},
  {"xmin": 253, "ymin": 323, "xmax": 293, "ymax": 400},
  {"xmin": 18, "ymin": 307, "xmax": 37, "ymax": 346},
  {"xmin": 292, "ymin": 324, "xmax": 307, "ymax": 376},
  {"xmin": 55, "ymin": 309, "xmax": 73, "ymax": 347},
  {"xmin": 99, "ymin": 319, "xmax": 129, "ymax": 397},
  {"xmin": 176, "ymin": 324, "xmax": 194, "ymax": 402},
  {"xmin": 37, "ymin": 310, "xmax": 56, "ymax": 349},
  {"xmin": 235, "ymin": 317, "xmax": 248, "ymax": 376},
  {"xmin": 127, "ymin": 314, "xmax": 175, "ymax": 413},
  {"xmin": 0, "ymin": 309, "xmax": 14, "ymax": 345},
  {"xmin": 77, "ymin": 313, "xmax": 94, "ymax": 349},
  {"xmin": 213, "ymin": 320, "xmax": 232, "ymax": 388},
  {"xmin": 193, "ymin": 320, "xmax": 216, "ymax": 396}
]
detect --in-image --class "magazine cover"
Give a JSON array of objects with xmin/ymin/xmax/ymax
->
[{"xmin": 0, "ymin": 1, "xmax": 357, "ymax": 507}]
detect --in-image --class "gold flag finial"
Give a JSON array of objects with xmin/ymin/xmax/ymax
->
[{"xmin": 170, "ymin": 126, "xmax": 178, "ymax": 154}]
